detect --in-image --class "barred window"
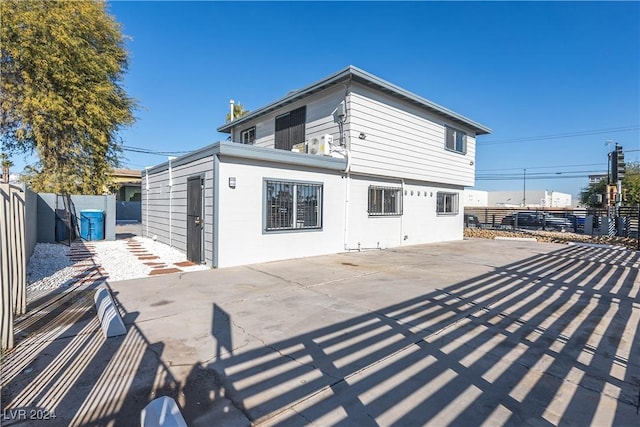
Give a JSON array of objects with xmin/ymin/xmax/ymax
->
[
  {"xmin": 368, "ymin": 186, "xmax": 402, "ymax": 216},
  {"xmin": 437, "ymin": 192, "xmax": 459, "ymax": 215},
  {"xmin": 265, "ymin": 180, "xmax": 322, "ymax": 231}
]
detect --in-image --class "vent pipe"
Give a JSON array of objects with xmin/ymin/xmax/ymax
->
[{"xmin": 229, "ymin": 99, "xmax": 235, "ymax": 122}]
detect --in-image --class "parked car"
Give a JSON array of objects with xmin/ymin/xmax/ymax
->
[
  {"xmin": 464, "ymin": 213, "xmax": 479, "ymax": 227},
  {"xmin": 501, "ymin": 211, "xmax": 574, "ymax": 231},
  {"xmin": 501, "ymin": 212, "xmax": 544, "ymax": 228}
]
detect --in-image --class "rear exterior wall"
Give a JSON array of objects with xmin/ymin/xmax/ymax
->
[{"xmin": 143, "ymin": 155, "xmax": 215, "ymax": 265}]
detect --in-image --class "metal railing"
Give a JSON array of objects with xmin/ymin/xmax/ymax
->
[{"xmin": 464, "ymin": 205, "xmax": 640, "ymax": 249}]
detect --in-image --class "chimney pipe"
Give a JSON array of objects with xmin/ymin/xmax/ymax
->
[{"xmin": 230, "ymin": 99, "xmax": 235, "ymax": 121}]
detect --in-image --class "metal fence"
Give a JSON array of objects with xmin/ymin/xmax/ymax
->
[
  {"xmin": 1, "ymin": 184, "xmax": 27, "ymax": 350},
  {"xmin": 464, "ymin": 206, "xmax": 640, "ymax": 247}
]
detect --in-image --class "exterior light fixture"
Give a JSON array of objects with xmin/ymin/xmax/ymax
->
[
  {"xmin": 359, "ymin": 132, "xmax": 366, "ymax": 140},
  {"xmin": 229, "ymin": 177, "xmax": 236, "ymax": 188}
]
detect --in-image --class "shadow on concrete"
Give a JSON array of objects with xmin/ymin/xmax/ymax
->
[
  {"xmin": 1, "ymin": 240, "xmax": 179, "ymax": 426},
  {"xmin": 2, "ymin": 243, "xmax": 639, "ymax": 425},
  {"xmin": 182, "ymin": 244, "xmax": 640, "ymax": 425}
]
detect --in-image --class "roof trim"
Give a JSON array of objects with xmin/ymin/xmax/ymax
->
[
  {"xmin": 146, "ymin": 141, "xmax": 347, "ymax": 175},
  {"xmin": 217, "ymin": 65, "xmax": 491, "ymax": 135}
]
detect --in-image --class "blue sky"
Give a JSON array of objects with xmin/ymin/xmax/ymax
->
[{"xmin": 12, "ymin": 1, "xmax": 640, "ymax": 197}]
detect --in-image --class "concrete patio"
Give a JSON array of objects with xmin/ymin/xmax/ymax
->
[{"xmin": 2, "ymin": 238, "xmax": 639, "ymax": 426}]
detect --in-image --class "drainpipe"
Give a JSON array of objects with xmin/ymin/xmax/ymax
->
[
  {"xmin": 400, "ymin": 178, "xmax": 405, "ymax": 245},
  {"xmin": 168, "ymin": 156, "xmax": 177, "ymax": 247},
  {"xmin": 144, "ymin": 166, "xmax": 150, "ymax": 238}
]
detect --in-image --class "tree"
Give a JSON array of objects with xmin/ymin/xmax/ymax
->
[
  {"xmin": 0, "ymin": 0, "xmax": 135, "ymax": 194},
  {"xmin": 225, "ymin": 102, "xmax": 249, "ymax": 122},
  {"xmin": 622, "ymin": 161, "xmax": 640, "ymax": 205},
  {"xmin": 579, "ymin": 161, "xmax": 640, "ymax": 207},
  {"xmin": 0, "ymin": 153, "xmax": 13, "ymax": 184},
  {"xmin": 579, "ymin": 177, "xmax": 607, "ymax": 207}
]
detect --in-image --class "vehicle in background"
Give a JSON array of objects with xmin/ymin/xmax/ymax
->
[
  {"xmin": 464, "ymin": 213, "xmax": 479, "ymax": 227},
  {"xmin": 501, "ymin": 211, "xmax": 574, "ymax": 232}
]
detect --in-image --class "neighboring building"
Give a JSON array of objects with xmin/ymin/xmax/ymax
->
[
  {"xmin": 463, "ymin": 189, "xmax": 489, "ymax": 207},
  {"xmin": 143, "ymin": 66, "xmax": 491, "ymax": 268},
  {"xmin": 588, "ymin": 174, "xmax": 607, "ymax": 185},
  {"xmin": 111, "ymin": 168, "xmax": 142, "ymax": 201},
  {"xmin": 112, "ymin": 168, "xmax": 142, "ymax": 223},
  {"xmin": 486, "ymin": 190, "xmax": 572, "ymax": 208}
]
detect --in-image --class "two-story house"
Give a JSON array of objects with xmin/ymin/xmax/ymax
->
[{"xmin": 142, "ymin": 66, "xmax": 490, "ymax": 268}]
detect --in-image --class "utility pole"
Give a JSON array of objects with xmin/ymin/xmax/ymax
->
[{"xmin": 522, "ymin": 168, "xmax": 526, "ymax": 207}]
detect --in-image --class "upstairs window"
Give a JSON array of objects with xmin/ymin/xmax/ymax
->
[
  {"xmin": 241, "ymin": 127, "xmax": 255, "ymax": 144},
  {"xmin": 275, "ymin": 106, "xmax": 306, "ymax": 151},
  {"xmin": 437, "ymin": 192, "xmax": 459, "ymax": 215},
  {"xmin": 368, "ymin": 186, "xmax": 402, "ymax": 216},
  {"xmin": 445, "ymin": 126, "xmax": 467, "ymax": 154}
]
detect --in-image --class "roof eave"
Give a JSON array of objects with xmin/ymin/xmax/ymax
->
[{"xmin": 217, "ymin": 65, "xmax": 491, "ymax": 135}]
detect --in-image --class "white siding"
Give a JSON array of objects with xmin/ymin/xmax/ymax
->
[
  {"xmin": 217, "ymin": 157, "xmax": 345, "ymax": 268},
  {"xmin": 348, "ymin": 83, "xmax": 477, "ymax": 187},
  {"xmin": 143, "ymin": 155, "xmax": 215, "ymax": 265},
  {"xmin": 230, "ymin": 86, "xmax": 346, "ymax": 149}
]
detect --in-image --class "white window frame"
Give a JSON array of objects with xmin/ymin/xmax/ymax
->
[
  {"xmin": 368, "ymin": 186, "xmax": 403, "ymax": 216},
  {"xmin": 263, "ymin": 179, "xmax": 322, "ymax": 232},
  {"xmin": 437, "ymin": 192, "xmax": 459, "ymax": 215},
  {"xmin": 445, "ymin": 126, "xmax": 467, "ymax": 154},
  {"xmin": 241, "ymin": 127, "xmax": 256, "ymax": 145}
]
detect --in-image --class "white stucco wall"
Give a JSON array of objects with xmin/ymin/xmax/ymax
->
[{"xmin": 216, "ymin": 157, "xmax": 346, "ymax": 268}]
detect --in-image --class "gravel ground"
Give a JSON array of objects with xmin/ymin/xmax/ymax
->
[
  {"xmin": 27, "ymin": 237, "xmax": 209, "ymax": 293},
  {"xmin": 464, "ymin": 227, "xmax": 638, "ymax": 250}
]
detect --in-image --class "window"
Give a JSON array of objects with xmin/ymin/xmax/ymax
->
[
  {"xmin": 437, "ymin": 192, "xmax": 459, "ymax": 215},
  {"xmin": 275, "ymin": 106, "xmax": 306, "ymax": 151},
  {"xmin": 445, "ymin": 126, "xmax": 466, "ymax": 154},
  {"xmin": 241, "ymin": 127, "xmax": 255, "ymax": 144},
  {"xmin": 368, "ymin": 186, "xmax": 402, "ymax": 216},
  {"xmin": 265, "ymin": 179, "xmax": 322, "ymax": 231}
]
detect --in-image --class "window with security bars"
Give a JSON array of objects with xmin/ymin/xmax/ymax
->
[
  {"xmin": 445, "ymin": 126, "xmax": 466, "ymax": 154},
  {"xmin": 437, "ymin": 192, "xmax": 459, "ymax": 215},
  {"xmin": 265, "ymin": 180, "xmax": 322, "ymax": 231},
  {"xmin": 368, "ymin": 186, "xmax": 402, "ymax": 216}
]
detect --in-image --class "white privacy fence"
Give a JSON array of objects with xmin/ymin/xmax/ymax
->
[{"xmin": 1, "ymin": 184, "xmax": 27, "ymax": 350}]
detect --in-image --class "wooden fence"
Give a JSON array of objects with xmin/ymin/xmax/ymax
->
[{"xmin": 1, "ymin": 184, "xmax": 27, "ymax": 350}]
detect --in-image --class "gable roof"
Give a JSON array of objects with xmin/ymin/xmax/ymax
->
[{"xmin": 217, "ymin": 65, "xmax": 491, "ymax": 135}]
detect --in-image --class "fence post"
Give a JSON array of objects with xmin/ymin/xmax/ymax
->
[
  {"xmin": 10, "ymin": 188, "xmax": 26, "ymax": 315},
  {"xmin": 1, "ymin": 184, "xmax": 15, "ymax": 350}
]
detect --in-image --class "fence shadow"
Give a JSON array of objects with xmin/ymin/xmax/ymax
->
[
  {"xmin": 183, "ymin": 244, "xmax": 640, "ymax": 425},
  {"xmin": 1, "ymin": 240, "xmax": 179, "ymax": 426}
]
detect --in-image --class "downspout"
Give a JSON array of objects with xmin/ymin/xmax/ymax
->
[
  {"xmin": 400, "ymin": 178, "xmax": 405, "ymax": 245},
  {"xmin": 340, "ymin": 79, "xmax": 352, "ymax": 251},
  {"xmin": 144, "ymin": 166, "xmax": 150, "ymax": 238},
  {"xmin": 168, "ymin": 156, "xmax": 177, "ymax": 247}
]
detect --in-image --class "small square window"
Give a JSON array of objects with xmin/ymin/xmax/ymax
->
[
  {"xmin": 445, "ymin": 126, "xmax": 466, "ymax": 154},
  {"xmin": 368, "ymin": 186, "xmax": 402, "ymax": 216},
  {"xmin": 241, "ymin": 127, "xmax": 256, "ymax": 144},
  {"xmin": 437, "ymin": 192, "xmax": 459, "ymax": 215}
]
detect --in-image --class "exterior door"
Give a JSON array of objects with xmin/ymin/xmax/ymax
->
[{"xmin": 187, "ymin": 176, "xmax": 203, "ymax": 263}]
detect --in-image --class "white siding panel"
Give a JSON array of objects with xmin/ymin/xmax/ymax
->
[
  {"xmin": 229, "ymin": 86, "xmax": 346, "ymax": 149},
  {"xmin": 143, "ymin": 155, "xmax": 215, "ymax": 266},
  {"xmin": 348, "ymin": 83, "xmax": 477, "ymax": 186}
]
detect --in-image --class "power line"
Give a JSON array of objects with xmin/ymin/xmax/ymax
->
[
  {"xmin": 122, "ymin": 145, "xmax": 190, "ymax": 156},
  {"xmin": 477, "ymin": 162, "xmax": 604, "ymax": 172},
  {"xmin": 478, "ymin": 126, "xmax": 640, "ymax": 146}
]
